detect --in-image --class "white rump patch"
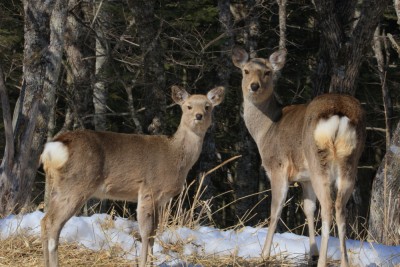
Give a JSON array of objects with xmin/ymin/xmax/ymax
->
[
  {"xmin": 314, "ymin": 115, "xmax": 340, "ymax": 149},
  {"xmin": 41, "ymin": 141, "xmax": 69, "ymax": 169},
  {"xmin": 314, "ymin": 115, "xmax": 357, "ymax": 158}
]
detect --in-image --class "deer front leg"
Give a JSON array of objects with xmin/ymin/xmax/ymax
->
[
  {"xmin": 137, "ymin": 193, "xmax": 158, "ymax": 267},
  {"xmin": 301, "ymin": 181, "xmax": 319, "ymax": 262},
  {"xmin": 262, "ymin": 173, "xmax": 288, "ymax": 259}
]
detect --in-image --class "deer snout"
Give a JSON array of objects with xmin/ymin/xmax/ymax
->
[
  {"xmin": 250, "ymin": 83, "xmax": 260, "ymax": 92},
  {"xmin": 195, "ymin": 113, "xmax": 203, "ymax": 120}
]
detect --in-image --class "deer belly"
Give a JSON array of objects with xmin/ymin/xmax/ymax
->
[{"xmin": 92, "ymin": 182, "xmax": 140, "ymax": 202}]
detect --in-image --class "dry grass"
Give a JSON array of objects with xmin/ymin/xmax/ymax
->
[
  {"xmin": 0, "ymin": 234, "xmax": 133, "ymax": 266},
  {"xmin": 0, "ymin": 233, "xmax": 306, "ymax": 267},
  {"xmin": 0, "ymin": 156, "xmax": 395, "ymax": 266}
]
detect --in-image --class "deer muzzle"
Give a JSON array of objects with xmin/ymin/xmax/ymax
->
[{"xmin": 250, "ymin": 82, "xmax": 260, "ymax": 92}]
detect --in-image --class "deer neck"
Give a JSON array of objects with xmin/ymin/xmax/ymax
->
[
  {"xmin": 172, "ymin": 125, "xmax": 205, "ymax": 167},
  {"xmin": 243, "ymin": 93, "xmax": 282, "ymax": 144}
]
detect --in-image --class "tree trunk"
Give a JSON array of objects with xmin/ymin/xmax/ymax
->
[
  {"xmin": 0, "ymin": 0, "xmax": 67, "ymax": 215},
  {"xmin": 130, "ymin": 0, "xmax": 166, "ymax": 134},
  {"xmin": 369, "ymin": 120, "xmax": 400, "ymax": 245},
  {"xmin": 93, "ymin": 1, "xmax": 109, "ymax": 131},
  {"xmin": 63, "ymin": 0, "xmax": 94, "ymax": 131},
  {"xmin": 314, "ymin": 0, "xmax": 390, "ymax": 95}
]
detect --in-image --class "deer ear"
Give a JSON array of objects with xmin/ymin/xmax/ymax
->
[
  {"xmin": 207, "ymin": 86, "xmax": 225, "ymax": 107},
  {"xmin": 171, "ymin": 85, "xmax": 190, "ymax": 105},
  {"xmin": 232, "ymin": 46, "xmax": 249, "ymax": 69},
  {"xmin": 269, "ymin": 49, "xmax": 287, "ymax": 71}
]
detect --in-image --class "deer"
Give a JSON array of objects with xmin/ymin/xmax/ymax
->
[
  {"xmin": 40, "ymin": 85, "xmax": 225, "ymax": 267},
  {"xmin": 232, "ymin": 47, "xmax": 365, "ymax": 267}
]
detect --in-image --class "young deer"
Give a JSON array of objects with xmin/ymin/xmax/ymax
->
[
  {"xmin": 40, "ymin": 85, "xmax": 224, "ymax": 267},
  {"xmin": 232, "ymin": 47, "xmax": 365, "ymax": 267}
]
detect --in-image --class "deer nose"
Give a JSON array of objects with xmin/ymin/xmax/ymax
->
[
  {"xmin": 195, "ymin": 114, "xmax": 203, "ymax": 120},
  {"xmin": 250, "ymin": 83, "xmax": 260, "ymax": 92}
]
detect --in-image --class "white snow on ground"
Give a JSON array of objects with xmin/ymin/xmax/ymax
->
[{"xmin": 0, "ymin": 211, "xmax": 399, "ymax": 266}]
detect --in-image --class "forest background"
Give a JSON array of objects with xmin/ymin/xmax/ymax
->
[{"xmin": 0, "ymin": 0, "xmax": 399, "ymax": 248}]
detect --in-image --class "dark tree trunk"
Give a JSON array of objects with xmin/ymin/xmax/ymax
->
[
  {"xmin": 191, "ymin": 0, "xmax": 236, "ymax": 227},
  {"xmin": 230, "ymin": 0, "xmax": 265, "ymax": 226},
  {"xmin": 130, "ymin": 0, "xmax": 166, "ymax": 134},
  {"xmin": 313, "ymin": 0, "xmax": 390, "ymax": 95},
  {"xmin": 0, "ymin": 0, "xmax": 67, "ymax": 215}
]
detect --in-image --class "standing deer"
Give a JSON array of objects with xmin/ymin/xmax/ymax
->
[
  {"xmin": 40, "ymin": 85, "xmax": 225, "ymax": 267},
  {"xmin": 232, "ymin": 47, "xmax": 365, "ymax": 267}
]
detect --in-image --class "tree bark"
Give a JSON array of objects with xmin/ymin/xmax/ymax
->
[
  {"xmin": 313, "ymin": 0, "xmax": 389, "ymax": 95},
  {"xmin": 369, "ymin": 121, "xmax": 400, "ymax": 245},
  {"xmin": 63, "ymin": 0, "xmax": 94, "ymax": 131},
  {"xmin": 0, "ymin": 0, "xmax": 67, "ymax": 215},
  {"xmin": 93, "ymin": 1, "xmax": 109, "ymax": 131}
]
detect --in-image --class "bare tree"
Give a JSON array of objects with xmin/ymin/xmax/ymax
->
[
  {"xmin": 92, "ymin": 0, "xmax": 109, "ymax": 131},
  {"xmin": 0, "ymin": 0, "xmax": 68, "ymax": 215},
  {"xmin": 63, "ymin": 0, "xmax": 94, "ymax": 131}
]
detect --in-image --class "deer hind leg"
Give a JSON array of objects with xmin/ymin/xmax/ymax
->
[
  {"xmin": 262, "ymin": 173, "xmax": 288, "ymax": 259},
  {"xmin": 301, "ymin": 181, "xmax": 319, "ymax": 261},
  {"xmin": 335, "ymin": 166, "xmax": 355, "ymax": 267},
  {"xmin": 310, "ymin": 170, "xmax": 333, "ymax": 267},
  {"xmin": 41, "ymin": 191, "xmax": 87, "ymax": 267},
  {"xmin": 137, "ymin": 192, "xmax": 159, "ymax": 267}
]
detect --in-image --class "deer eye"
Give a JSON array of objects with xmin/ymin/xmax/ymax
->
[
  {"xmin": 205, "ymin": 105, "xmax": 210, "ymax": 111},
  {"xmin": 244, "ymin": 69, "xmax": 249, "ymax": 75},
  {"xmin": 264, "ymin": 69, "xmax": 271, "ymax": 76},
  {"xmin": 187, "ymin": 105, "xmax": 192, "ymax": 110}
]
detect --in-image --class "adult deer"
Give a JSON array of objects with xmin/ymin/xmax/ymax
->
[
  {"xmin": 40, "ymin": 85, "xmax": 224, "ymax": 267},
  {"xmin": 232, "ymin": 47, "xmax": 365, "ymax": 267}
]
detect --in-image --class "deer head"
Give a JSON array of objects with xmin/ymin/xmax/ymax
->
[
  {"xmin": 232, "ymin": 47, "xmax": 286, "ymax": 105},
  {"xmin": 172, "ymin": 85, "xmax": 224, "ymax": 136}
]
